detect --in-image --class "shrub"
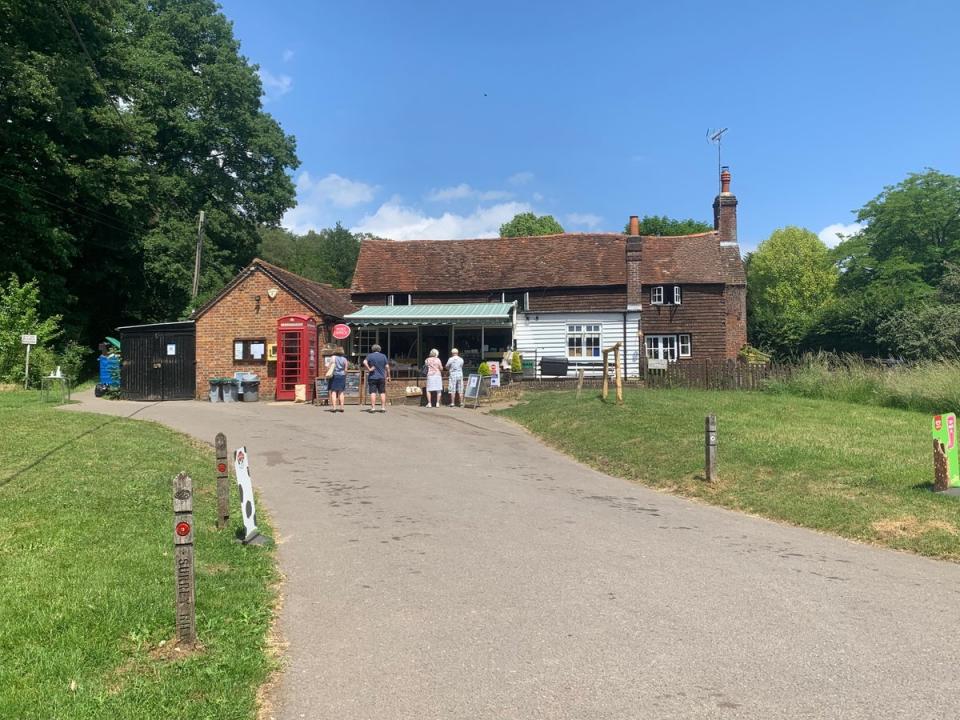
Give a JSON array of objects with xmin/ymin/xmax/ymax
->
[
  {"xmin": 478, "ymin": 362, "xmax": 491, "ymax": 377},
  {"xmin": 0, "ymin": 275, "xmax": 62, "ymax": 383},
  {"xmin": 511, "ymin": 351, "xmax": 523, "ymax": 373}
]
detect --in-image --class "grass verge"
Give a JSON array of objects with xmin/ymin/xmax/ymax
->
[
  {"xmin": 499, "ymin": 388, "xmax": 960, "ymax": 559},
  {"xmin": 0, "ymin": 391, "xmax": 277, "ymax": 719}
]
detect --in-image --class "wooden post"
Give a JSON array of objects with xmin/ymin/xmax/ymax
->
[
  {"xmin": 173, "ymin": 472, "xmax": 196, "ymax": 646},
  {"xmin": 215, "ymin": 432, "xmax": 229, "ymax": 529},
  {"xmin": 934, "ymin": 438, "xmax": 950, "ymax": 492},
  {"xmin": 705, "ymin": 414, "xmax": 717, "ymax": 482},
  {"xmin": 576, "ymin": 368, "xmax": 585, "ymax": 400},
  {"xmin": 601, "ymin": 352, "xmax": 609, "ymax": 401},
  {"xmin": 614, "ymin": 345, "xmax": 623, "ymax": 404}
]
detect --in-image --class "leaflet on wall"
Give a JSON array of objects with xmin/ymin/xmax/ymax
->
[
  {"xmin": 234, "ymin": 342, "xmax": 244, "ymax": 360},
  {"xmin": 250, "ymin": 342, "xmax": 265, "ymax": 360}
]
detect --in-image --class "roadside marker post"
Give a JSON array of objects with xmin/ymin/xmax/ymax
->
[
  {"xmin": 173, "ymin": 472, "xmax": 196, "ymax": 646},
  {"xmin": 215, "ymin": 433, "xmax": 230, "ymax": 529},
  {"xmin": 705, "ymin": 414, "xmax": 717, "ymax": 482}
]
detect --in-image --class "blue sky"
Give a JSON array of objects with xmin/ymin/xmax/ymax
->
[{"xmin": 220, "ymin": 0, "xmax": 960, "ymax": 251}]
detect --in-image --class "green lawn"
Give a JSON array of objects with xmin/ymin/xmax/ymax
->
[
  {"xmin": 499, "ymin": 388, "xmax": 960, "ymax": 559},
  {"xmin": 0, "ymin": 392, "xmax": 277, "ymax": 719}
]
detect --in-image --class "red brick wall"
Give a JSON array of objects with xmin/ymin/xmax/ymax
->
[
  {"xmin": 724, "ymin": 285, "xmax": 747, "ymax": 356},
  {"xmin": 195, "ymin": 268, "xmax": 333, "ymax": 399}
]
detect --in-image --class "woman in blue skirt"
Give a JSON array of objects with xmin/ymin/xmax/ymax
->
[{"xmin": 329, "ymin": 346, "xmax": 349, "ymax": 412}]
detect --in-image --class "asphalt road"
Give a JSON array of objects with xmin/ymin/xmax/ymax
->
[{"xmin": 69, "ymin": 392, "xmax": 960, "ymax": 719}]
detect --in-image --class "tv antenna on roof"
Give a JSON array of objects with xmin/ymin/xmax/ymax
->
[{"xmin": 707, "ymin": 127, "xmax": 728, "ymax": 193}]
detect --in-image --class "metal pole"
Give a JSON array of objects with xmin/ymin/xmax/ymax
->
[{"xmin": 24, "ymin": 344, "xmax": 31, "ymax": 389}]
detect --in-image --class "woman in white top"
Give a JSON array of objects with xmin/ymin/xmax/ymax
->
[{"xmin": 445, "ymin": 348, "xmax": 465, "ymax": 407}]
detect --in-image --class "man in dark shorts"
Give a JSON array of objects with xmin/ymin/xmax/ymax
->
[{"xmin": 363, "ymin": 344, "xmax": 390, "ymax": 412}]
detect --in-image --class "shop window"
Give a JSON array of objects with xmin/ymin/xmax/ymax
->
[
  {"xmin": 502, "ymin": 291, "xmax": 529, "ymax": 311},
  {"xmin": 354, "ymin": 329, "xmax": 379, "ymax": 357},
  {"xmin": 233, "ymin": 338, "xmax": 267, "ymax": 363},
  {"xmin": 567, "ymin": 323, "xmax": 601, "ymax": 358},
  {"xmin": 646, "ymin": 335, "xmax": 678, "ymax": 362}
]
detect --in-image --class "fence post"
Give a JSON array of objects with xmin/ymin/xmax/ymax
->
[
  {"xmin": 215, "ymin": 432, "xmax": 229, "ymax": 529},
  {"xmin": 173, "ymin": 472, "xmax": 196, "ymax": 646},
  {"xmin": 705, "ymin": 414, "xmax": 717, "ymax": 482}
]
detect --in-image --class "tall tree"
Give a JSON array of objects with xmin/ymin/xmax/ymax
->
[
  {"xmin": 499, "ymin": 212, "xmax": 564, "ymax": 238},
  {"xmin": 258, "ymin": 222, "xmax": 366, "ymax": 288},
  {"xmin": 0, "ymin": 0, "xmax": 298, "ymax": 342},
  {"xmin": 746, "ymin": 227, "xmax": 839, "ymax": 356},
  {"xmin": 624, "ymin": 215, "xmax": 713, "ymax": 235}
]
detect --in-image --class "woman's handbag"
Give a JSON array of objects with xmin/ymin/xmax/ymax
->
[
  {"xmin": 325, "ymin": 361, "xmax": 336, "ymax": 379},
  {"xmin": 420, "ymin": 362, "xmax": 429, "ymax": 378}
]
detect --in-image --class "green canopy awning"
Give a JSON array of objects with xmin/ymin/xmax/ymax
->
[{"xmin": 345, "ymin": 302, "xmax": 515, "ymax": 327}]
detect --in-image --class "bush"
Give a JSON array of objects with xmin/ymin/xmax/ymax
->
[
  {"xmin": 511, "ymin": 351, "xmax": 523, "ymax": 373},
  {"xmin": 0, "ymin": 275, "xmax": 62, "ymax": 383},
  {"xmin": 478, "ymin": 362, "xmax": 491, "ymax": 377}
]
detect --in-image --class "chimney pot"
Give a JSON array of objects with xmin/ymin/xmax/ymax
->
[
  {"xmin": 628, "ymin": 215, "xmax": 640, "ymax": 236},
  {"xmin": 720, "ymin": 166, "xmax": 731, "ymax": 194}
]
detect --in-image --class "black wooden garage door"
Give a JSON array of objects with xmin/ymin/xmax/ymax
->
[{"xmin": 120, "ymin": 323, "xmax": 196, "ymax": 401}]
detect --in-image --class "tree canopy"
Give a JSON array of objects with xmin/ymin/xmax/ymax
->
[
  {"xmin": 499, "ymin": 212, "xmax": 564, "ymax": 238},
  {"xmin": 1, "ymin": 0, "xmax": 298, "ymax": 345},
  {"xmin": 624, "ymin": 215, "xmax": 713, "ymax": 236},
  {"xmin": 258, "ymin": 223, "xmax": 373, "ymax": 288},
  {"xmin": 746, "ymin": 227, "xmax": 838, "ymax": 356}
]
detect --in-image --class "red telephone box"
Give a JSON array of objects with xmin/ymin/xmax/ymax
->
[{"xmin": 276, "ymin": 315, "xmax": 317, "ymax": 401}]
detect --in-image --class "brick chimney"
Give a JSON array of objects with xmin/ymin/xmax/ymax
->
[
  {"xmin": 712, "ymin": 166, "xmax": 738, "ymax": 245},
  {"xmin": 626, "ymin": 215, "xmax": 642, "ymax": 311}
]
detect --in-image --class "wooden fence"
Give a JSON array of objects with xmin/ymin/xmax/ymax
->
[{"xmin": 642, "ymin": 359, "xmax": 785, "ymax": 390}]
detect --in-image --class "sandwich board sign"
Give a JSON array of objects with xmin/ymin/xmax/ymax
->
[
  {"xmin": 234, "ymin": 446, "xmax": 263, "ymax": 544},
  {"xmin": 932, "ymin": 414, "xmax": 960, "ymax": 487}
]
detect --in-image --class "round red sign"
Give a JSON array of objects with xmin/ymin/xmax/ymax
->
[
  {"xmin": 332, "ymin": 323, "xmax": 351, "ymax": 340},
  {"xmin": 175, "ymin": 522, "xmax": 191, "ymax": 537}
]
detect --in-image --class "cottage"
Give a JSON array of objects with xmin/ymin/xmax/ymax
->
[
  {"xmin": 346, "ymin": 168, "xmax": 746, "ymax": 376},
  {"xmin": 192, "ymin": 258, "xmax": 356, "ymax": 399}
]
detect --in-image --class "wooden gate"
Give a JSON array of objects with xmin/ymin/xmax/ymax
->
[{"xmin": 119, "ymin": 321, "xmax": 196, "ymax": 401}]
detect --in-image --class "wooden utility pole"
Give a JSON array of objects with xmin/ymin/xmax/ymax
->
[
  {"xmin": 191, "ymin": 210, "xmax": 205, "ymax": 302},
  {"xmin": 173, "ymin": 472, "xmax": 196, "ymax": 646},
  {"xmin": 215, "ymin": 433, "xmax": 230, "ymax": 529},
  {"xmin": 705, "ymin": 414, "xmax": 717, "ymax": 482}
]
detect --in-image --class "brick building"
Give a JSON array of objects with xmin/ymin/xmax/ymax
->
[
  {"xmin": 346, "ymin": 168, "xmax": 746, "ymax": 375},
  {"xmin": 192, "ymin": 258, "xmax": 356, "ymax": 399}
]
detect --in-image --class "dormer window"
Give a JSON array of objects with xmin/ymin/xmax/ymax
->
[
  {"xmin": 387, "ymin": 294, "xmax": 411, "ymax": 306},
  {"xmin": 650, "ymin": 285, "xmax": 681, "ymax": 306},
  {"xmin": 502, "ymin": 291, "xmax": 529, "ymax": 311}
]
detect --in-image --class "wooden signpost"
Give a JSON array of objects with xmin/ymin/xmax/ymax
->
[
  {"xmin": 215, "ymin": 432, "xmax": 229, "ymax": 529},
  {"xmin": 601, "ymin": 342, "xmax": 623, "ymax": 404},
  {"xmin": 173, "ymin": 471, "xmax": 196, "ymax": 646},
  {"xmin": 705, "ymin": 414, "xmax": 718, "ymax": 482}
]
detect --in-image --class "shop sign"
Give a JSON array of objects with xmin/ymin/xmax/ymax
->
[
  {"xmin": 489, "ymin": 362, "xmax": 500, "ymax": 387},
  {"xmin": 332, "ymin": 323, "xmax": 351, "ymax": 340},
  {"xmin": 932, "ymin": 413, "xmax": 960, "ymax": 487}
]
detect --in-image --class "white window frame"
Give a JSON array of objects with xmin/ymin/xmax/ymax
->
[
  {"xmin": 387, "ymin": 293, "xmax": 411, "ymax": 306},
  {"xmin": 673, "ymin": 285, "xmax": 682, "ymax": 305},
  {"xmin": 679, "ymin": 334, "xmax": 691, "ymax": 358},
  {"xmin": 645, "ymin": 334, "xmax": 678, "ymax": 362},
  {"xmin": 567, "ymin": 323, "xmax": 602, "ymax": 359},
  {"xmin": 651, "ymin": 286, "xmax": 664, "ymax": 305},
  {"xmin": 502, "ymin": 291, "xmax": 529, "ymax": 311}
]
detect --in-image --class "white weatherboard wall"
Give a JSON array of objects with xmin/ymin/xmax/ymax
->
[{"xmin": 515, "ymin": 311, "xmax": 641, "ymax": 377}]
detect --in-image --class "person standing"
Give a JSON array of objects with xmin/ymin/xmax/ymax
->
[
  {"xmin": 328, "ymin": 347, "xmax": 348, "ymax": 412},
  {"xmin": 363, "ymin": 343, "xmax": 390, "ymax": 412},
  {"xmin": 424, "ymin": 348, "xmax": 444, "ymax": 408},
  {"xmin": 445, "ymin": 348, "xmax": 464, "ymax": 407}
]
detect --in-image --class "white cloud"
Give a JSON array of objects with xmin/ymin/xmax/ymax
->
[
  {"xmin": 425, "ymin": 183, "xmax": 512, "ymax": 202},
  {"xmin": 353, "ymin": 200, "xmax": 531, "ymax": 240},
  {"xmin": 508, "ymin": 171, "xmax": 534, "ymax": 186},
  {"xmin": 818, "ymin": 222, "xmax": 865, "ymax": 248},
  {"xmin": 258, "ymin": 68, "xmax": 292, "ymax": 101},
  {"xmin": 283, "ymin": 172, "xmax": 378, "ymax": 234},
  {"xmin": 282, "ymin": 49, "xmax": 294, "ymax": 62},
  {"xmin": 566, "ymin": 212, "xmax": 603, "ymax": 229}
]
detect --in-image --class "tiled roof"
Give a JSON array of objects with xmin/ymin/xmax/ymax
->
[
  {"xmin": 640, "ymin": 232, "xmax": 746, "ymax": 285},
  {"xmin": 350, "ymin": 232, "xmax": 745, "ymax": 292},
  {"xmin": 194, "ymin": 259, "xmax": 357, "ymax": 320}
]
